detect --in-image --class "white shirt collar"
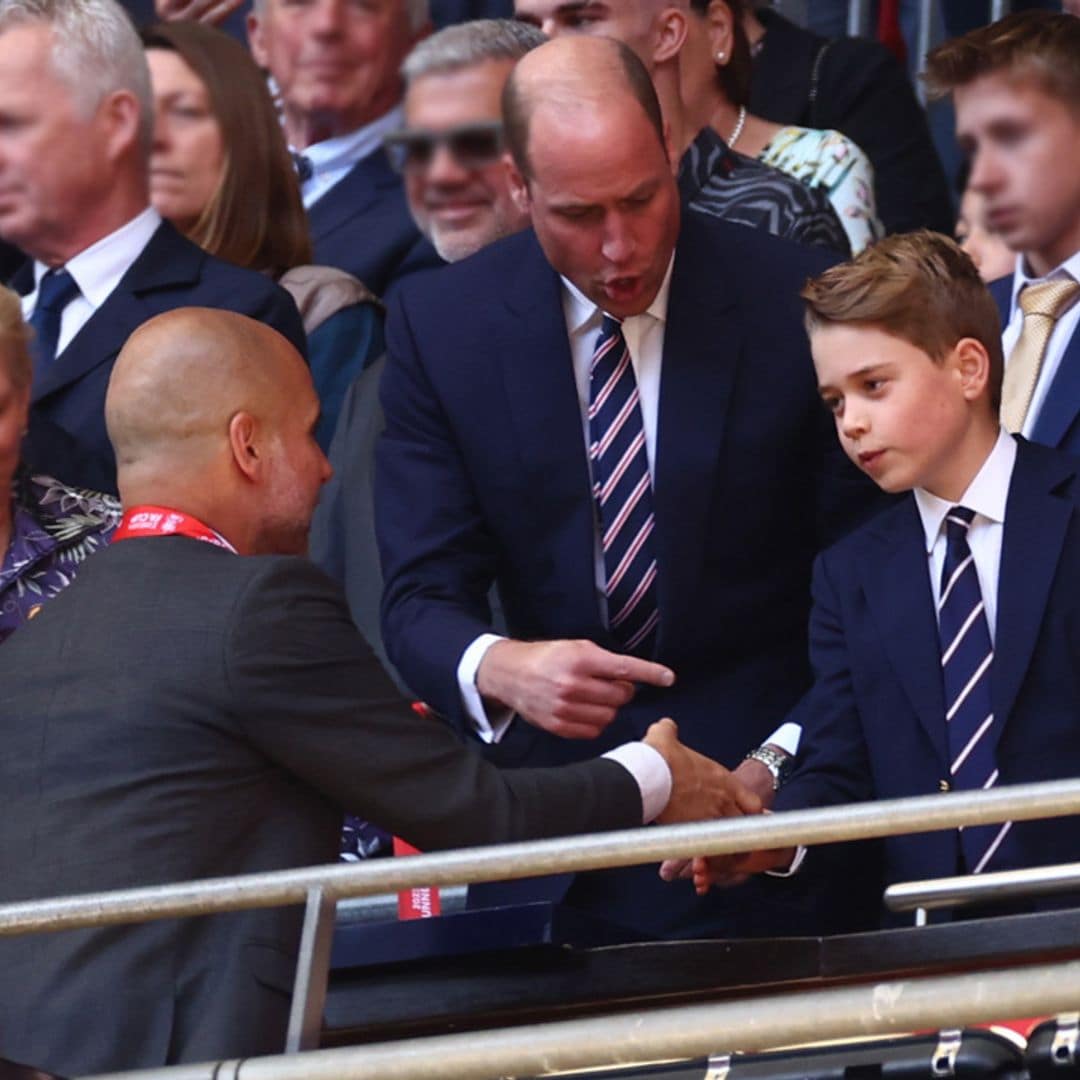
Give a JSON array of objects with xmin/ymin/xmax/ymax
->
[
  {"xmin": 560, "ymin": 254, "xmax": 675, "ymax": 336},
  {"xmin": 296, "ymin": 105, "xmax": 405, "ymax": 175},
  {"xmin": 1010, "ymin": 247, "xmax": 1080, "ymax": 309},
  {"xmin": 34, "ymin": 206, "xmax": 161, "ymax": 308},
  {"xmin": 913, "ymin": 428, "xmax": 1017, "ymax": 554}
]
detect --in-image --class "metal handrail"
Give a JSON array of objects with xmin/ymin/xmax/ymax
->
[
  {"xmin": 886, "ymin": 860, "xmax": 1080, "ymax": 913},
  {"xmin": 3, "ymin": 778, "xmax": 1080, "ymax": 937},
  {"xmin": 85, "ymin": 957, "xmax": 1080, "ymax": 1080}
]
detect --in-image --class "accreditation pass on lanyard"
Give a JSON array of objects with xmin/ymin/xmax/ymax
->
[{"xmin": 111, "ymin": 505, "xmax": 237, "ymax": 552}]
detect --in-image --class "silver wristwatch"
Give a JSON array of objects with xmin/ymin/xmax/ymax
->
[{"xmin": 743, "ymin": 744, "xmax": 792, "ymax": 791}]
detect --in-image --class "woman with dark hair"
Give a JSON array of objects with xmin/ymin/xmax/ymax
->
[
  {"xmin": 142, "ymin": 20, "xmax": 383, "ymax": 448},
  {"xmin": 680, "ymin": 0, "xmax": 883, "ymax": 253}
]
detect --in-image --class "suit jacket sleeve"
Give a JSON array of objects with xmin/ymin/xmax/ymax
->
[
  {"xmin": 224, "ymin": 558, "xmax": 642, "ymax": 850},
  {"xmin": 774, "ymin": 551, "xmax": 875, "ymax": 814},
  {"xmin": 375, "ymin": 288, "xmax": 503, "ymax": 727}
]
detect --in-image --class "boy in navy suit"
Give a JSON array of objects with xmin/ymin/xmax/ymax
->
[{"xmin": 687, "ymin": 231, "xmax": 1080, "ymax": 919}]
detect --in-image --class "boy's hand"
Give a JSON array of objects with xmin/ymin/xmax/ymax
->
[{"xmin": 689, "ymin": 847, "xmax": 797, "ymax": 894}]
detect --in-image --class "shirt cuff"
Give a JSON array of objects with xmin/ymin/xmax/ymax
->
[
  {"xmin": 765, "ymin": 844, "xmax": 807, "ymax": 877},
  {"xmin": 764, "ymin": 722, "xmax": 802, "ymax": 756},
  {"xmin": 603, "ymin": 742, "xmax": 672, "ymax": 824},
  {"xmin": 457, "ymin": 633, "xmax": 513, "ymax": 743}
]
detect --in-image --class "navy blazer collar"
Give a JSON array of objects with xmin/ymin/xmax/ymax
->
[
  {"xmin": 859, "ymin": 439, "xmax": 1077, "ymax": 766},
  {"xmin": 32, "ymin": 221, "xmax": 204, "ymax": 404},
  {"xmin": 306, "ymin": 148, "xmax": 402, "ymax": 244}
]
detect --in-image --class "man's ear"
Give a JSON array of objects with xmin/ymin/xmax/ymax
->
[
  {"xmin": 247, "ymin": 9, "xmax": 268, "ymax": 68},
  {"xmin": 654, "ymin": 5, "xmax": 689, "ymax": 65},
  {"xmin": 228, "ymin": 411, "xmax": 261, "ymax": 482},
  {"xmin": 505, "ymin": 154, "xmax": 531, "ymax": 215},
  {"xmin": 953, "ymin": 337, "xmax": 992, "ymax": 402},
  {"xmin": 99, "ymin": 90, "xmax": 143, "ymax": 164}
]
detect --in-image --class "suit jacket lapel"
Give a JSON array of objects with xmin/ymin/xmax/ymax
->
[
  {"xmin": 499, "ymin": 232, "xmax": 603, "ymax": 636},
  {"xmin": 652, "ymin": 225, "xmax": 742, "ymax": 656},
  {"xmin": 861, "ymin": 501, "xmax": 949, "ymax": 766},
  {"xmin": 1031, "ymin": 324, "xmax": 1080, "ymax": 449},
  {"xmin": 306, "ymin": 151, "xmax": 398, "ymax": 245},
  {"xmin": 993, "ymin": 441, "xmax": 1075, "ymax": 729},
  {"xmin": 32, "ymin": 222, "xmax": 203, "ymax": 404}
]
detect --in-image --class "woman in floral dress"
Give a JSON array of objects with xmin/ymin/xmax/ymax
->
[{"xmin": 0, "ymin": 286, "xmax": 119, "ymax": 644}]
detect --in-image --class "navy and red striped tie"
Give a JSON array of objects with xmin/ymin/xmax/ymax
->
[{"xmin": 588, "ymin": 314, "xmax": 659, "ymax": 657}]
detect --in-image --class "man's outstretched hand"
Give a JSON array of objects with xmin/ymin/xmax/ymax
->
[
  {"xmin": 476, "ymin": 638, "xmax": 676, "ymax": 739},
  {"xmin": 644, "ymin": 718, "xmax": 762, "ymax": 823}
]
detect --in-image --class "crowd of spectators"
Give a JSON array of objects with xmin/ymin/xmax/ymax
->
[{"xmin": 1, "ymin": 0, "xmax": 1079, "ymax": 1074}]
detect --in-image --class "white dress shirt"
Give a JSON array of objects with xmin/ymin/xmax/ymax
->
[
  {"xmin": 21, "ymin": 207, "xmax": 162, "ymax": 358},
  {"xmin": 914, "ymin": 428, "xmax": 1017, "ymax": 637},
  {"xmin": 1001, "ymin": 250, "xmax": 1080, "ymax": 439},
  {"xmin": 296, "ymin": 105, "xmax": 405, "ymax": 209}
]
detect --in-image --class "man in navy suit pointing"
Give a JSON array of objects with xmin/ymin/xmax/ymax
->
[{"xmin": 376, "ymin": 34, "xmax": 881, "ymax": 938}]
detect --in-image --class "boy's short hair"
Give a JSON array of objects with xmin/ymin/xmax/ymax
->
[
  {"xmin": 924, "ymin": 10, "xmax": 1080, "ymax": 109},
  {"xmin": 801, "ymin": 231, "xmax": 1004, "ymax": 411}
]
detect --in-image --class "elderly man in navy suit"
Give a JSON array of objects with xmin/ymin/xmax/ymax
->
[
  {"xmin": 376, "ymin": 35, "xmax": 881, "ymax": 939},
  {"xmin": 0, "ymin": 0, "xmax": 305, "ymax": 495},
  {"xmin": 247, "ymin": 0, "xmax": 443, "ymax": 297}
]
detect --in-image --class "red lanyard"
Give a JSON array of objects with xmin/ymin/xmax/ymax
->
[{"xmin": 111, "ymin": 505, "xmax": 236, "ymax": 552}]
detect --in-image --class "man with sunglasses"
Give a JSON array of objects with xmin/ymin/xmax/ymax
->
[
  {"xmin": 386, "ymin": 19, "xmax": 541, "ymax": 263},
  {"xmin": 375, "ymin": 36, "xmax": 883, "ymax": 941}
]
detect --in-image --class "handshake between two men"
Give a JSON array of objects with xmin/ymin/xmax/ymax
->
[{"xmin": 476, "ymin": 636, "xmax": 794, "ymax": 887}]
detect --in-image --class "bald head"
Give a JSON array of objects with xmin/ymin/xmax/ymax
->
[
  {"xmin": 107, "ymin": 308, "xmax": 301, "ymax": 476},
  {"xmin": 503, "ymin": 35, "xmax": 666, "ymax": 180},
  {"xmin": 106, "ymin": 308, "xmax": 329, "ymax": 556}
]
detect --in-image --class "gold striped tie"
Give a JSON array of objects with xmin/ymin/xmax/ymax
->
[{"xmin": 1000, "ymin": 278, "xmax": 1080, "ymax": 433}]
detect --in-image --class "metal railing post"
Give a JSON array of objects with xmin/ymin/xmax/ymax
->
[
  {"xmin": 847, "ymin": 0, "xmax": 871, "ymax": 37},
  {"xmin": 284, "ymin": 886, "xmax": 337, "ymax": 1053},
  {"xmin": 886, "ymin": 860, "xmax": 1080, "ymax": 914}
]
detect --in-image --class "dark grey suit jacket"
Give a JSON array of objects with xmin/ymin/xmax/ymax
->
[{"xmin": 0, "ymin": 537, "xmax": 639, "ymax": 1076}]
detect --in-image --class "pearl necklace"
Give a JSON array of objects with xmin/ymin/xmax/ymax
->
[{"xmin": 727, "ymin": 105, "xmax": 747, "ymax": 150}]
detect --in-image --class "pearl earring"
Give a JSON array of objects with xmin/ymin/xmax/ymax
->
[{"xmin": 715, "ymin": 50, "xmax": 725, "ymax": 62}]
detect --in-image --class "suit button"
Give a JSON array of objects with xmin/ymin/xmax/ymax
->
[{"xmin": 939, "ymin": 779, "xmax": 951, "ymax": 792}]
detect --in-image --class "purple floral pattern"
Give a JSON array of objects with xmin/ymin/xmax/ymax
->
[{"xmin": 0, "ymin": 473, "xmax": 120, "ymax": 644}]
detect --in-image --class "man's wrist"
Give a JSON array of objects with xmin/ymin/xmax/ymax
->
[
  {"xmin": 743, "ymin": 744, "xmax": 793, "ymax": 791},
  {"xmin": 605, "ymin": 741, "xmax": 672, "ymax": 823},
  {"xmin": 457, "ymin": 633, "xmax": 512, "ymax": 742}
]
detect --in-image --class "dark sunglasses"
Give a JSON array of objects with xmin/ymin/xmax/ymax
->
[{"xmin": 384, "ymin": 121, "xmax": 505, "ymax": 172}]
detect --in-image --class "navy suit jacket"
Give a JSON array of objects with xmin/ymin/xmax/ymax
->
[
  {"xmin": 776, "ymin": 439, "xmax": 1080, "ymax": 915},
  {"xmin": 376, "ymin": 219, "xmax": 884, "ymax": 937},
  {"xmin": 17, "ymin": 221, "xmax": 306, "ymax": 494},
  {"xmin": 307, "ymin": 149, "xmax": 442, "ymax": 300},
  {"xmin": 991, "ymin": 275, "xmax": 1080, "ymax": 457}
]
